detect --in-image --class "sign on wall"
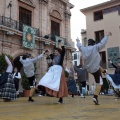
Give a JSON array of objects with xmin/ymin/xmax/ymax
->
[
  {"xmin": 22, "ymin": 25, "xmax": 36, "ymax": 49},
  {"xmin": 107, "ymin": 47, "xmax": 119, "ymax": 68},
  {"xmin": 55, "ymin": 36, "xmax": 65, "ymax": 48}
]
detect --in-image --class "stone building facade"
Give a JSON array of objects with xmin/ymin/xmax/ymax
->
[
  {"xmin": 80, "ymin": 0, "xmax": 120, "ymax": 91},
  {"xmin": 0, "ymin": 0, "xmax": 75, "ymax": 92}
]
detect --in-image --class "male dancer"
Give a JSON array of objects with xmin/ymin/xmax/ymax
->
[
  {"xmin": 20, "ymin": 51, "xmax": 46, "ymax": 102},
  {"xmin": 74, "ymin": 64, "xmax": 87, "ymax": 98},
  {"xmin": 76, "ymin": 32, "xmax": 111, "ymax": 105}
]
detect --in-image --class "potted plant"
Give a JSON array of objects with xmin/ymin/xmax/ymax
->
[{"xmin": 21, "ymin": 74, "xmax": 30, "ymax": 97}]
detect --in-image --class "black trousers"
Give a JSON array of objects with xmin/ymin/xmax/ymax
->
[
  {"xmin": 80, "ymin": 81, "xmax": 86, "ymax": 87},
  {"xmin": 27, "ymin": 76, "xmax": 35, "ymax": 87},
  {"xmin": 14, "ymin": 79, "xmax": 19, "ymax": 91},
  {"xmin": 92, "ymin": 69, "xmax": 102, "ymax": 83}
]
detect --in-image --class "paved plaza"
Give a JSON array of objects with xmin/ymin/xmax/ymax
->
[{"xmin": 0, "ymin": 95, "xmax": 120, "ymax": 120}]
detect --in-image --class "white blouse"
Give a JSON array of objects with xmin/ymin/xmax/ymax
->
[{"xmin": 5, "ymin": 55, "xmax": 13, "ymax": 73}]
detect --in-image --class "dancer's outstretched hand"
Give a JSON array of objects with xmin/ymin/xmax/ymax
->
[{"xmin": 106, "ymin": 32, "xmax": 112, "ymax": 36}]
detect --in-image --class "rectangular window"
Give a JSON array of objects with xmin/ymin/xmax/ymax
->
[
  {"xmin": 95, "ymin": 30, "xmax": 104, "ymax": 43},
  {"xmin": 94, "ymin": 10, "xmax": 103, "ymax": 21},
  {"xmin": 103, "ymin": 6, "xmax": 118, "ymax": 14},
  {"xmin": 100, "ymin": 51, "xmax": 106, "ymax": 69},
  {"xmin": 74, "ymin": 53, "xmax": 77, "ymax": 60},
  {"xmin": 19, "ymin": 7, "xmax": 32, "ymax": 26},
  {"xmin": 107, "ymin": 47, "xmax": 119, "ymax": 68},
  {"xmin": 51, "ymin": 20, "xmax": 60, "ymax": 41}
]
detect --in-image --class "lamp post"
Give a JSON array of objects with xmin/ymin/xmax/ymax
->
[{"xmin": 8, "ymin": 1, "xmax": 12, "ymax": 19}]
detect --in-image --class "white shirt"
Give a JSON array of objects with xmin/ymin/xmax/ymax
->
[
  {"xmin": 19, "ymin": 54, "xmax": 43, "ymax": 77},
  {"xmin": 5, "ymin": 55, "xmax": 13, "ymax": 73},
  {"xmin": 13, "ymin": 72, "xmax": 21, "ymax": 79}
]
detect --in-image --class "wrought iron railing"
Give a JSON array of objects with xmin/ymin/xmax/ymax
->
[{"xmin": 0, "ymin": 16, "xmax": 39, "ymax": 36}]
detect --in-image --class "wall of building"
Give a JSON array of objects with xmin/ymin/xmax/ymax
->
[
  {"xmin": 0, "ymin": 0, "xmax": 74, "ymax": 92},
  {"xmin": 81, "ymin": 1, "xmax": 120, "ymax": 89}
]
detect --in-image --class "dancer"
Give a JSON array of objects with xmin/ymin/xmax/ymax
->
[
  {"xmin": 0, "ymin": 55, "xmax": 16, "ymax": 102},
  {"xmin": 39, "ymin": 40, "xmax": 68, "ymax": 103},
  {"xmin": 99, "ymin": 67, "xmax": 108, "ymax": 94},
  {"xmin": 108, "ymin": 58, "xmax": 120, "ymax": 74},
  {"xmin": 13, "ymin": 67, "xmax": 21, "ymax": 98},
  {"xmin": 65, "ymin": 62, "xmax": 77, "ymax": 98},
  {"xmin": 106, "ymin": 59, "xmax": 120, "ymax": 86},
  {"xmin": 76, "ymin": 32, "xmax": 111, "ymax": 105},
  {"xmin": 19, "ymin": 51, "xmax": 46, "ymax": 102},
  {"xmin": 74, "ymin": 64, "xmax": 87, "ymax": 98}
]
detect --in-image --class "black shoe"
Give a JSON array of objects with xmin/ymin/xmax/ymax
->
[
  {"xmin": 93, "ymin": 97, "xmax": 99, "ymax": 105},
  {"xmin": 28, "ymin": 97, "xmax": 34, "ymax": 102},
  {"xmin": 57, "ymin": 98, "xmax": 63, "ymax": 103},
  {"xmin": 17, "ymin": 95, "xmax": 19, "ymax": 98},
  {"xmin": 71, "ymin": 94, "xmax": 74, "ymax": 98}
]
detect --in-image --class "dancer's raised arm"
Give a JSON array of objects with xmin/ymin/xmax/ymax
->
[{"xmin": 5, "ymin": 55, "xmax": 13, "ymax": 73}]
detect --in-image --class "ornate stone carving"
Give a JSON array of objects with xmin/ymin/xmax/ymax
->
[
  {"xmin": 50, "ymin": 9, "xmax": 62, "ymax": 20},
  {"xmin": 18, "ymin": 0, "xmax": 36, "ymax": 7}
]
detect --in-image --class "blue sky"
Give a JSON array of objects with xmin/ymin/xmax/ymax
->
[{"xmin": 69, "ymin": 0, "xmax": 110, "ymax": 41}]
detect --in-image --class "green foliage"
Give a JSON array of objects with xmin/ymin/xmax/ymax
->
[
  {"xmin": 21, "ymin": 74, "xmax": 30, "ymax": 90},
  {"xmin": 0, "ymin": 54, "xmax": 13, "ymax": 74}
]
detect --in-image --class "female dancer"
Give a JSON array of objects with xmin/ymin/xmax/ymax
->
[
  {"xmin": 65, "ymin": 62, "xmax": 77, "ymax": 98},
  {"xmin": 0, "ymin": 55, "xmax": 16, "ymax": 102},
  {"xmin": 39, "ymin": 40, "xmax": 68, "ymax": 103}
]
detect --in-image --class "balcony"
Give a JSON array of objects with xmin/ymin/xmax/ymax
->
[
  {"xmin": 0, "ymin": 16, "xmax": 72, "ymax": 47},
  {"xmin": 0, "ymin": 16, "xmax": 39, "ymax": 36}
]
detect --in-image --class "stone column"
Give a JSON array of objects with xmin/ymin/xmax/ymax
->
[{"xmin": 64, "ymin": 8, "xmax": 71, "ymax": 44}]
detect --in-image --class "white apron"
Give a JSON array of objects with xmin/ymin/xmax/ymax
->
[{"xmin": 38, "ymin": 65, "xmax": 62, "ymax": 91}]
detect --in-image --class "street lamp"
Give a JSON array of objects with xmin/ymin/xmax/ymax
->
[{"xmin": 8, "ymin": 1, "xmax": 12, "ymax": 19}]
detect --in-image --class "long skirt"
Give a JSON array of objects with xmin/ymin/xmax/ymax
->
[
  {"xmin": 109, "ymin": 74, "xmax": 120, "ymax": 85},
  {"xmin": 106, "ymin": 74, "xmax": 120, "ymax": 89},
  {"xmin": 66, "ymin": 78, "xmax": 78, "ymax": 95},
  {"xmin": 0, "ymin": 73, "xmax": 16, "ymax": 100},
  {"xmin": 46, "ymin": 70, "xmax": 68, "ymax": 98}
]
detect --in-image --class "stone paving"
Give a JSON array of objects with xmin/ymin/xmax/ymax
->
[{"xmin": 0, "ymin": 95, "xmax": 120, "ymax": 120}]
